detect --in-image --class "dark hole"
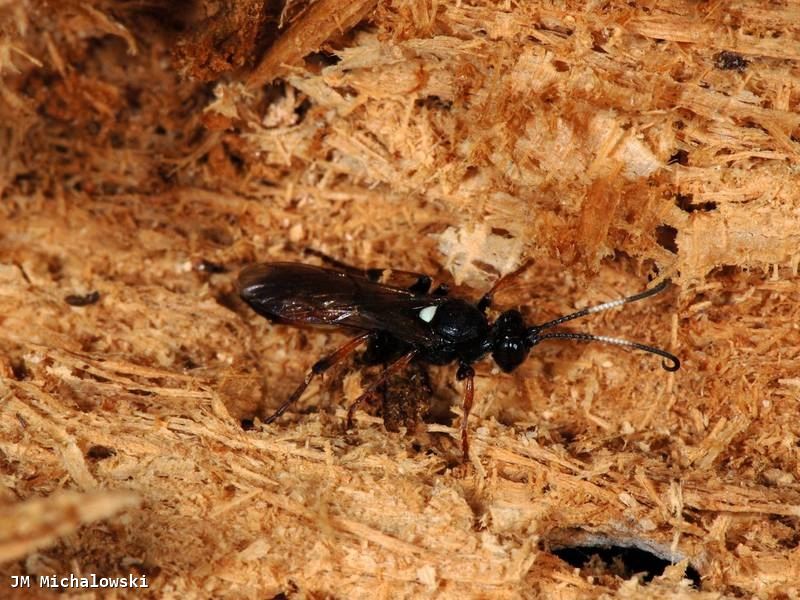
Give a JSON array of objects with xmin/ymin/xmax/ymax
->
[
  {"xmin": 295, "ymin": 97, "xmax": 312, "ymax": 123},
  {"xmin": 127, "ymin": 389, "xmax": 154, "ymax": 396},
  {"xmin": 739, "ymin": 119, "xmax": 767, "ymax": 133},
  {"xmin": 590, "ymin": 29, "xmax": 609, "ymax": 51},
  {"xmin": 675, "ymin": 194, "xmax": 717, "ymax": 213},
  {"xmin": 555, "ymin": 427, "xmax": 577, "ymax": 444},
  {"xmin": 490, "ymin": 227, "xmax": 515, "ymax": 239},
  {"xmin": 81, "ymin": 370, "xmax": 110, "ymax": 384},
  {"xmin": 125, "ymin": 86, "xmax": 142, "ymax": 111},
  {"xmin": 86, "ymin": 445, "xmax": 116, "ymax": 460},
  {"xmin": 415, "ymin": 95, "xmax": 453, "ymax": 110},
  {"xmin": 13, "ymin": 171, "xmax": 37, "ymax": 184},
  {"xmin": 157, "ymin": 164, "xmax": 176, "ymax": 183},
  {"xmin": 655, "ymin": 225, "xmax": 678, "ymax": 254},
  {"xmin": 552, "ymin": 59, "xmax": 570, "ymax": 72},
  {"xmin": 228, "ymin": 151, "xmax": 245, "ymax": 172},
  {"xmin": 65, "ymin": 291, "xmax": 101, "ymax": 307},
  {"xmin": 667, "ymin": 149, "xmax": 689, "ymax": 166},
  {"xmin": 110, "ymin": 132, "xmax": 125, "ymax": 149},
  {"xmin": 130, "ymin": 561, "xmax": 162, "ymax": 579},
  {"xmin": 463, "ymin": 165, "xmax": 479, "ymax": 179},
  {"xmin": 11, "ymin": 359, "xmax": 28, "ymax": 380},
  {"xmin": 47, "ymin": 256, "xmax": 63, "ymax": 278},
  {"xmin": 714, "ymin": 51, "xmax": 748, "ymax": 72},
  {"xmin": 471, "ymin": 260, "xmax": 501, "ymax": 277},
  {"xmin": 305, "ymin": 51, "xmax": 340, "ymax": 68},
  {"xmin": 332, "ymin": 84, "xmax": 358, "ymax": 97},
  {"xmin": 241, "ymin": 418, "xmax": 255, "ymax": 431},
  {"xmin": 202, "ymin": 226, "xmax": 234, "ymax": 247},
  {"xmin": 713, "ymin": 265, "xmax": 739, "ymax": 279},
  {"xmin": 187, "ymin": 126, "xmax": 205, "ymax": 147},
  {"xmin": 553, "ymin": 545, "xmax": 701, "ymax": 588},
  {"xmin": 194, "ymin": 259, "xmax": 227, "ymax": 274}
]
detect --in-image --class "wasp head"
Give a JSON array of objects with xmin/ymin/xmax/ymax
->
[{"xmin": 490, "ymin": 310, "xmax": 531, "ymax": 372}]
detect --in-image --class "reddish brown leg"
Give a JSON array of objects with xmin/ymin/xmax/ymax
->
[
  {"xmin": 264, "ymin": 332, "xmax": 372, "ymax": 424},
  {"xmin": 478, "ymin": 259, "xmax": 534, "ymax": 312},
  {"xmin": 456, "ymin": 363, "xmax": 476, "ymax": 460},
  {"xmin": 346, "ymin": 350, "xmax": 418, "ymax": 429}
]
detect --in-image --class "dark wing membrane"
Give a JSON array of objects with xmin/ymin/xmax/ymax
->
[{"xmin": 238, "ymin": 263, "xmax": 448, "ymax": 345}]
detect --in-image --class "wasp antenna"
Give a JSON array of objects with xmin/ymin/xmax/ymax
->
[
  {"xmin": 536, "ymin": 279, "xmax": 671, "ymax": 331},
  {"xmin": 533, "ymin": 331, "xmax": 680, "ymax": 371}
]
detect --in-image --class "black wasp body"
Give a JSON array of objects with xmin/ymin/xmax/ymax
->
[{"xmin": 239, "ymin": 257, "xmax": 680, "ymax": 459}]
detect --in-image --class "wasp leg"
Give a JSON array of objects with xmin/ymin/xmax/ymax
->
[
  {"xmin": 456, "ymin": 362, "xmax": 475, "ymax": 460},
  {"xmin": 304, "ymin": 248, "xmax": 435, "ymax": 294},
  {"xmin": 346, "ymin": 350, "xmax": 418, "ymax": 429},
  {"xmin": 264, "ymin": 332, "xmax": 372, "ymax": 424},
  {"xmin": 477, "ymin": 260, "xmax": 534, "ymax": 313}
]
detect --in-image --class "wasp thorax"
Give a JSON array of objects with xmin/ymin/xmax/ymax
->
[{"xmin": 428, "ymin": 299, "xmax": 489, "ymax": 343}]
